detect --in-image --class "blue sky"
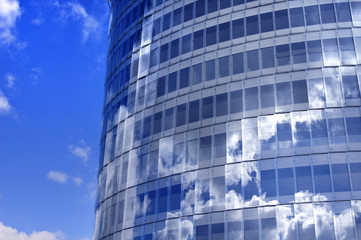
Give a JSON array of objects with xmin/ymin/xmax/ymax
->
[{"xmin": 0, "ymin": 0, "xmax": 109, "ymax": 239}]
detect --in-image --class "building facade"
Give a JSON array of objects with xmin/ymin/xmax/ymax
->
[{"xmin": 94, "ymin": 0, "xmax": 361, "ymax": 239}]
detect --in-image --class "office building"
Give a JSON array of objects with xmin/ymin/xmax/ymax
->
[{"xmin": 94, "ymin": 0, "xmax": 361, "ymax": 239}]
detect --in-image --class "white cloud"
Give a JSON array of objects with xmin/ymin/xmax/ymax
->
[
  {"xmin": 54, "ymin": 1, "xmax": 99, "ymax": 41},
  {"xmin": 0, "ymin": 90, "xmax": 11, "ymax": 115},
  {"xmin": 30, "ymin": 67, "xmax": 43, "ymax": 85},
  {"xmin": 69, "ymin": 144, "xmax": 91, "ymax": 163},
  {"xmin": 47, "ymin": 170, "xmax": 67, "ymax": 184},
  {"xmin": 0, "ymin": 221, "xmax": 64, "ymax": 240},
  {"xmin": 0, "ymin": 0, "xmax": 21, "ymax": 45},
  {"xmin": 5, "ymin": 73, "xmax": 15, "ymax": 88},
  {"xmin": 72, "ymin": 177, "xmax": 83, "ymax": 187}
]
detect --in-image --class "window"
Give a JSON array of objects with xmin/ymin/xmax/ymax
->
[
  {"xmin": 313, "ymin": 165, "xmax": 332, "ymax": 193},
  {"xmin": 143, "ymin": 116, "xmax": 152, "ymax": 138},
  {"xmin": 335, "ymin": 2, "xmax": 351, "ymax": 22},
  {"xmin": 219, "ymin": 22, "xmax": 230, "ymax": 43},
  {"xmin": 216, "ymin": 93, "xmax": 228, "ymax": 117},
  {"xmin": 342, "ymin": 75, "xmax": 360, "ymax": 100},
  {"xmin": 292, "ymin": 42, "xmax": 307, "ymax": 64},
  {"xmin": 246, "ymin": 15, "xmax": 259, "ymax": 36},
  {"xmin": 160, "ymin": 43, "xmax": 169, "ymax": 63},
  {"xmin": 230, "ymin": 90, "xmax": 243, "ymax": 114},
  {"xmin": 232, "ymin": 18, "xmax": 244, "ymax": 39},
  {"xmin": 206, "ymin": 26, "xmax": 217, "ymax": 46},
  {"xmin": 150, "ymin": 47, "xmax": 158, "ymax": 68},
  {"xmin": 153, "ymin": 18, "xmax": 161, "ymax": 36},
  {"xmin": 219, "ymin": 56, "xmax": 230, "ymax": 77},
  {"xmin": 207, "ymin": 0, "xmax": 217, "ymax": 13},
  {"xmin": 305, "ymin": 6, "xmax": 320, "ymax": 26},
  {"xmin": 261, "ymin": 12, "xmax": 273, "ymax": 33},
  {"xmin": 184, "ymin": 3, "xmax": 194, "ymax": 22},
  {"xmin": 163, "ymin": 12, "xmax": 171, "ymax": 31},
  {"xmin": 196, "ymin": 0, "xmax": 205, "ymax": 18},
  {"xmin": 220, "ymin": 0, "xmax": 230, "ymax": 9},
  {"xmin": 179, "ymin": 67, "xmax": 190, "ymax": 89},
  {"xmin": 214, "ymin": 133, "xmax": 227, "ymax": 158},
  {"xmin": 308, "ymin": 78, "xmax": 325, "ymax": 108},
  {"xmin": 261, "ymin": 169, "xmax": 276, "ymax": 197},
  {"xmin": 332, "ymin": 163, "xmax": 351, "ymax": 192},
  {"xmin": 339, "ymin": 38, "xmax": 356, "ymax": 63},
  {"xmin": 276, "ymin": 44, "xmax": 290, "ymax": 66},
  {"xmin": 276, "ymin": 82, "xmax": 292, "ymax": 106},
  {"xmin": 153, "ymin": 111, "xmax": 162, "ymax": 134},
  {"xmin": 164, "ymin": 107, "xmax": 174, "ymax": 130},
  {"xmin": 275, "ymin": 10, "xmax": 289, "ymax": 30},
  {"xmin": 206, "ymin": 60, "xmax": 215, "ymax": 81},
  {"xmin": 168, "ymin": 72, "xmax": 177, "ymax": 93},
  {"xmin": 194, "ymin": 30, "xmax": 204, "ymax": 50},
  {"xmin": 173, "ymin": 8, "xmax": 182, "ymax": 27},
  {"xmin": 323, "ymin": 39, "xmax": 339, "ymax": 65},
  {"xmin": 193, "ymin": 63, "xmax": 203, "ymax": 84},
  {"xmin": 245, "ymin": 87, "xmax": 258, "ymax": 111},
  {"xmin": 182, "ymin": 34, "xmax": 192, "ymax": 54},
  {"xmin": 307, "ymin": 40, "xmax": 323, "ymax": 62},
  {"xmin": 176, "ymin": 104, "xmax": 186, "ymax": 127},
  {"xmin": 233, "ymin": 53, "xmax": 244, "ymax": 74},
  {"xmin": 170, "ymin": 39, "xmax": 179, "ymax": 59},
  {"xmin": 350, "ymin": 163, "xmax": 361, "ymax": 191},
  {"xmin": 260, "ymin": 84, "xmax": 275, "ymax": 109},
  {"xmin": 189, "ymin": 100, "xmax": 200, "ymax": 123},
  {"xmin": 200, "ymin": 136, "xmax": 212, "ymax": 162},
  {"xmin": 202, "ymin": 96, "xmax": 214, "ymax": 119},
  {"xmin": 247, "ymin": 50, "xmax": 259, "ymax": 71},
  {"xmin": 292, "ymin": 80, "xmax": 308, "ymax": 104},
  {"xmin": 351, "ymin": 2, "xmax": 361, "ymax": 23},
  {"xmin": 262, "ymin": 47, "xmax": 275, "ymax": 68},
  {"xmin": 278, "ymin": 168, "xmax": 295, "ymax": 196},
  {"xmin": 290, "ymin": 7, "xmax": 305, "ymax": 27},
  {"xmin": 320, "ymin": 4, "xmax": 336, "ymax": 24},
  {"xmin": 295, "ymin": 166, "xmax": 313, "ymax": 192}
]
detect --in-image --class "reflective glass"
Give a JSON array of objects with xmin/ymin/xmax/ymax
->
[
  {"xmin": 206, "ymin": 60, "xmax": 215, "ymax": 81},
  {"xmin": 189, "ymin": 100, "xmax": 199, "ymax": 123},
  {"xmin": 275, "ymin": 10, "xmax": 289, "ymax": 30},
  {"xmin": 307, "ymin": 40, "xmax": 323, "ymax": 62},
  {"xmin": 232, "ymin": 19, "xmax": 244, "ymax": 39},
  {"xmin": 262, "ymin": 47, "xmax": 275, "ymax": 68},
  {"xmin": 202, "ymin": 96, "xmax": 214, "ymax": 119},
  {"xmin": 182, "ymin": 34, "xmax": 192, "ymax": 54},
  {"xmin": 276, "ymin": 82, "xmax": 292, "ymax": 106},
  {"xmin": 351, "ymin": 2, "xmax": 361, "ymax": 23},
  {"xmin": 219, "ymin": 22, "xmax": 230, "ymax": 43},
  {"xmin": 313, "ymin": 165, "xmax": 332, "ymax": 193},
  {"xmin": 261, "ymin": 12, "xmax": 273, "ymax": 33},
  {"xmin": 342, "ymin": 75, "xmax": 360, "ymax": 100},
  {"xmin": 246, "ymin": 16, "xmax": 259, "ymax": 36},
  {"xmin": 194, "ymin": 30, "xmax": 204, "ymax": 49},
  {"xmin": 335, "ymin": 2, "xmax": 351, "ymax": 22},
  {"xmin": 323, "ymin": 39, "xmax": 339, "ymax": 65},
  {"xmin": 160, "ymin": 43, "xmax": 168, "ymax": 63},
  {"xmin": 168, "ymin": 72, "xmax": 177, "ymax": 93},
  {"xmin": 339, "ymin": 38, "xmax": 356, "ymax": 64},
  {"xmin": 292, "ymin": 42, "xmax": 307, "ymax": 64},
  {"xmin": 276, "ymin": 44, "xmax": 290, "ymax": 66},
  {"xmin": 247, "ymin": 50, "xmax": 259, "ymax": 71},
  {"xmin": 163, "ymin": 13, "xmax": 171, "ymax": 31},
  {"xmin": 193, "ymin": 63, "xmax": 203, "ymax": 84},
  {"xmin": 305, "ymin": 6, "xmax": 320, "ymax": 26},
  {"xmin": 233, "ymin": 53, "xmax": 244, "ymax": 74},
  {"xmin": 170, "ymin": 39, "xmax": 179, "ymax": 59},
  {"xmin": 261, "ymin": 169, "xmax": 276, "ymax": 197},
  {"xmin": 219, "ymin": 56, "xmax": 230, "ymax": 77},
  {"xmin": 320, "ymin": 4, "xmax": 336, "ymax": 24},
  {"xmin": 290, "ymin": 7, "xmax": 305, "ymax": 27},
  {"xmin": 184, "ymin": 3, "xmax": 194, "ymax": 22},
  {"xmin": 245, "ymin": 87, "xmax": 258, "ymax": 111},
  {"xmin": 350, "ymin": 163, "xmax": 361, "ymax": 191},
  {"xmin": 176, "ymin": 104, "xmax": 186, "ymax": 127},
  {"xmin": 260, "ymin": 84, "xmax": 275, "ymax": 109},
  {"xmin": 292, "ymin": 80, "xmax": 308, "ymax": 104},
  {"xmin": 195, "ymin": 0, "xmax": 205, "ymax": 18},
  {"xmin": 230, "ymin": 90, "xmax": 243, "ymax": 114},
  {"xmin": 173, "ymin": 8, "xmax": 181, "ymax": 27},
  {"xmin": 295, "ymin": 166, "xmax": 313, "ymax": 193},
  {"xmin": 206, "ymin": 26, "xmax": 217, "ymax": 46},
  {"xmin": 207, "ymin": 0, "xmax": 217, "ymax": 13},
  {"xmin": 216, "ymin": 93, "xmax": 228, "ymax": 117},
  {"xmin": 332, "ymin": 163, "xmax": 351, "ymax": 192}
]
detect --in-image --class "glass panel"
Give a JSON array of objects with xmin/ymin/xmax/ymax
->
[
  {"xmin": 160, "ymin": 43, "xmax": 169, "ymax": 63},
  {"xmin": 351, "ymin": 2, "xmax": 361, "ymax": 23},
  {"xmin": 295, "ymin": 166, "xmax": 313, "ymax": 193},
  {"xmin": 220, "ymin": 0, "xmax": 230, "ymax": 9},
  {"xmin": 173, "ymin": 8, "xmax": 182, "ymax": 27},
  {"xmin": 194, "ymin": 30, "xmax": 204, "ymax": 50},
  {"xmin": 184, "ymin": 3, "xmax": 194, "ymax": 22},
  {"xmin": 230, "ymin": 89, "xmax": 243, "ymax": 114},
  {"xmin": 305, "ymin": 6, "xmax": 320, "ymax": 26},
  {"xmin": 290, "ymin": 7, "xmax": 305, "ymax": 27},
  {"xmin": 307, "ymin": 40, "xmax": 323, "ymax": 62},
  {"xmin": 215, "ymin": 133, "xmax": 227, "ymax": 158},
  {"xmin": 332, "ymin": 163, "xmax": 351, "ymax": 192},
  {"xmin": 164, "ymin": 107, "xmax": 174, "ymax": 131},
  {"xmin": 346, "ymin": 117, "xmax": 361, "ymax": 142},
  {"xmin": 260, "ymin": 84, "xmax": 275, "ymax": 109},
  {"xmin": 219, "ymin": 56, "xmax": 230, "ymax": 77},
  {"xmin": 232, "ymin": 19, "xmax": 244, "ymax": 39},
  {"xmin": 313, "ymin": 165, "xmax": 332, "ymax": 193},
  {"xmin": 350, "ymin": 163, "xmax": 361, "ymax": 191},
  {"xmin": 176, "ymin": 103, "xmax": 186, "ymax": 127},
  {"xmin": 219, "ymin": 22, "xmax": 230, "ymax": 43},
  {"xmin": 193, "ymin": 63, "xmax": 203, "ymax": 84},
  {"xmin": 157, "ymin": 76, "xmax": 165, "ymax": 97},
  {"xmin": 339, "ymin": 38, "xmax": 356, "ymax": 64},
  {"xmin": 276, "ymin": 82, "xmax": 292, "ymax": 106},
  {"xmin": 275, "ymin": 10, "xmax": 289, "ymax": 30},
  {"xmin": 233, "ymin": 53, "xmax": 244, "ymax": 74},
  {"xmin": 206, "ymin": 26, "xmax": 217, "ymax": 46},
  {"xmin": 189, "ymin": 100, "xmax": 199, "ymax": 123},
  {"xmin": 276, "ymin": 44, "xmax": 290, "ymax": 66},
  {"xmin": 335, "ymin": 2, "xmax": 351, "ymax": 22},
  {"xmin": 163, "ymin": 12, "xmax": 171, "ymax": 31},
  {"xmin": 261, "ymin": 169, "xmax": 276, "ymax": 197},
  {"xmin": 292, "ymin": 80, "xmax": 308, "ymax": 104},
  {"xmin": 168, "ymin": 72, "xmax": 177, "ymax": 93},
  {"xmin": 170, "ymin": 39, "xmax": 179, "ymax": 59},
  {"xmin": 278, "ymin": 168, "xmax": 294, "ymax": 196},
  {"xmin": 153, "ymin": 111, "xmax": 162, "ymax": 134},
  {"xmin": 206, "ymin": 60, "xmax": 215, "ymax": 81},
  {"xmin": 216, "ymin": 93, "xmax": 228, "ymax": 117},
  {"xmin": 202, "ymin": 96, "xmax": 214, "ymax": 119},
  {"xmin": 323, "ymin": 38, "xmax": 340, "ymax": 65},
  {"xmin": 262, "ymin": 47, "xmax": 275, "ymax": 69},
  {"xmin": 182, "ymin": 34, "xmax": 192, "ymax": 54},
  {"xmin": 246, "ymin": 15, "xmax": 259, "ymax": 36},
  {"xmin": 207, "ymin": 0, "xmax": 217, "ymax": 13},
  {"xmin": 179, "ymin": 67, "xmax": 190, "ymax": 89},
  {"xmin": 261, "ymin": 12, "xmax": 273, "ymax": 33},
  {"xmin": 320, "ymin": 4, "xmax": 336, "ymax": 24},
  {"xmin": 196, "ymin": 0, "xmax": 205, "ymax": 18},
  {"xmin": 247, "ymin": 50, "xmax": 259, "ymax": 71},
  {"xmin": 307, "ymin": 78, "xmax": 325, "ymax": 108},
  {"xmin": 245, "ymin": 87, "xmax": 258, "ymax": 111},
  {"xmin": 342, "ymin": 75, "xmax": 360, "ymax": 100},
  {"xmin": 292, "ymin": 42, "xmax": 307, "ymax": 64}
]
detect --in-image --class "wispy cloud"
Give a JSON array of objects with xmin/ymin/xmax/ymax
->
[
  {"xmin": 69, "ymin": 143, "xmax": 91, "ymax": 164},
  {"xmin": 0, "ymin": 90, "xmax": 11, "ymax": 115},
  {"xmin": 30, "ymin": 67, "xmax": 43, "ymax": 85},
  {"xmin": 53, "ymin": 1, "xmax": 100, "ymax": 41},
  {"xmin": 0, "ymin": 221, "xmax": 65, "ymax": 240},
  {"xmin": 5, "ymin": 73, "xmax": 15, "ymax": 88},
  {"xmin": 72, "ymin": 177, "xmax": 83, "ymax": 187},
  {"xmin": 0, "ymin": 0, "xmax": 21, "ymax": 45},
  {"xmin": 47, "ymin": 170, "xmax": 67, "ymax": 184}
]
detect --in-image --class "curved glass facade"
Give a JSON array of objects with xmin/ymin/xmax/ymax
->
[{"xmin": 94, "ymin": 0, "xmax": 361, "ymax": 239}]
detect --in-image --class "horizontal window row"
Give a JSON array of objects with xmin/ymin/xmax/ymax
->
[
  {"xmin": 105, "ymin": 36, "xmax": 361, "ymax": 106},
  {"xmin": 102, "ymin": 67, "xmax": 361, "ymax": 141},
  {"xmin": 95, "ymin": 200, "xmax": 361, "ymax": 240},
  {"xmin": 107, "ymin": 1, "xmax": 360, "ymax": 77},
  {"xmin": 100, "ymin": 108, "xmax": 361, "ymax": 180},
  {"xmin": 96, "ymin": 152, "xmax": 361, "ymax": 235}
]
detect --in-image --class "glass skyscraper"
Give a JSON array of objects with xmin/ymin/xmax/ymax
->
[{"xmin": 94, "ymin": 0, "xmax": 361, "ymax": 239}]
